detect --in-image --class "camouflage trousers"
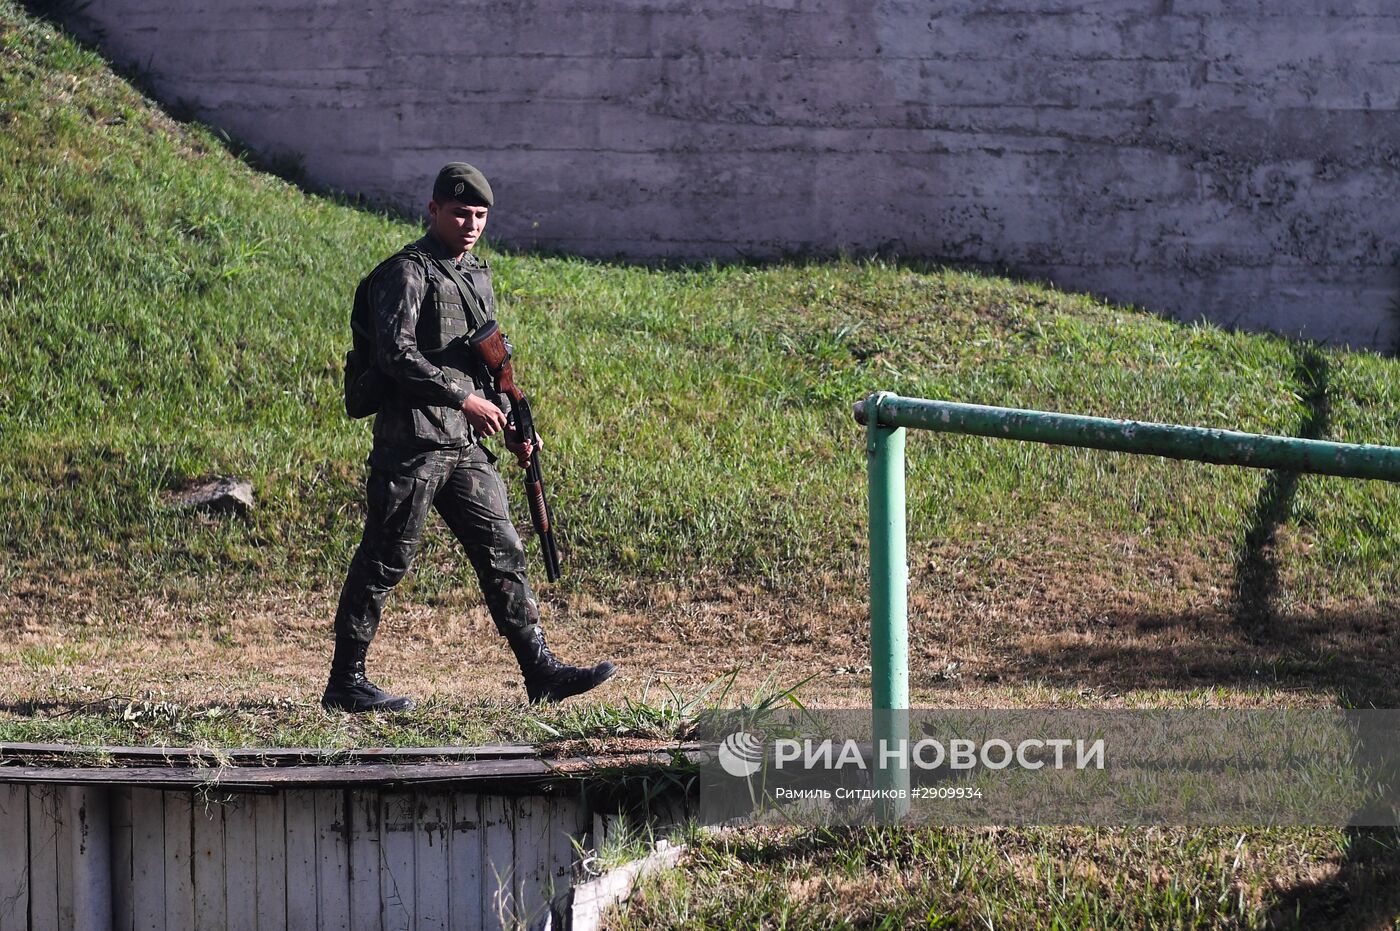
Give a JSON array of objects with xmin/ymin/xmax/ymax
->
[{"xmin": 333, "ymin": 442, "xmax": 539, "ymax": 643}]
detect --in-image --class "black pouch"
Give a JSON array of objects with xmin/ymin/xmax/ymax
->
[{"xmin": 344, "ymin": 347, "xmax": 389, "ymax": 419}]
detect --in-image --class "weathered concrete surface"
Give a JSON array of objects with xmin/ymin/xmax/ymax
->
[{"xmin": 72, "ymin": 1, "xmax": 1400, "ymax": 347}]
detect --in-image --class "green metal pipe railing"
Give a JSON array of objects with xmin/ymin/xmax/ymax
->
[
  {"xmin": 866, "ymin": 398, "xmax": 911, "ymax": 817},
  {"xmin": 855, "ymin": 394, "xmax": 1400, "ymax": 482},
  {"xmin": 856, "ymin": 390, "xmax": 1400, "ymax": 820}
]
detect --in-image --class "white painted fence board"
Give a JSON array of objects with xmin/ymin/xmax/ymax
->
[
  {"xmin": 28, "ymin": 787, "xmax": 60, "ymax": 931},
  {"xmin": 547, "ymin": 797, "xmax": 586, "ymax": 906},
  {"xmin": 55, "ymin": 787, "xmax": 77, "ymax": 931},
  {"xmin": 69, "ymin": 786, "xmax": 111, "ymax": 931},
  {"xmin": 481, "ymin": 795, "xmax": 514, "ymax": 930},
  {"xmin": 513, "ymin": 797, "xmax": 551, "ymax": 930},
  {"xmin": 0, "ymin": 785, "xmax": 29, "ymax": 931},
  {"xmin": 447, "ymin": 793, "xmax": 482, "ymax": 931},
  {"xmin": 192, "ymin": 796, "xmax": 226, "ymax": 930},
  {"xmin": 414, "ymin": 792, "xmax": 450, "ymax": 931},
  {"xmin": 380, "ymin": 793, "xmax": 416, "ymax": 931},
  {"xmin": 222, "ymin": 794, "xmax": 258, "ymax": 931},
  {"xmin": 252, "ymin": 793, "xmax": 287, "ymax": 931},
  {"xmin": 0, "ymin": 777, "xmax": 668, "ymax": 931},
  {"xmin": 348, "ymin": 791, "xmax": 381, "ymax": 931},
  {"xmin": 163, "ymin": 793, "xmax": 195, "ymax": 931},
  {"xmin": 315, "ymin": 790, "xmax": 351, "ymax": 931},
  {"xmin": 111, "ymin": 788, "xmax": 134, "ymax": 931},
  {"xmin": 590, "ymin": 813, "xmax": 607, "ymax": 858},
  {"xmin": 284, "ymin": 789, "xmax": 319, "ymax": 931},
  {"xmin": 129, "ymin": 788, "xmax": 165, "ymax": 931}
]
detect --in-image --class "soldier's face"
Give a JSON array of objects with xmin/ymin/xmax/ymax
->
[{"xmin": 428, "ymin": 200, "xmax": 489, "ymax": 254}]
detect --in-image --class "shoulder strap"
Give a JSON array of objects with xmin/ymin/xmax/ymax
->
[
  {"xmin": 377, "ymin": 242, "xmax": 490, "ymax": 332},
  {"xmin": 351, "ymin": 246, "xmax": 429, "ymax": 340},
  {"xmin": 391, "ymin": 243, "xmax": 433, "ymax": 279},
  {"xmin": 428, "ymin": 254, "xmax": 491, "ymax": 330}
]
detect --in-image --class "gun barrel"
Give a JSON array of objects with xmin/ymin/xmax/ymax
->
[
  {"xmin": 524, "ymin": 453, "xmax": 561, "ymax": 582},
  {"xmin": 470, "ymin": 345, "xmax": 561, "ymax": 581}
]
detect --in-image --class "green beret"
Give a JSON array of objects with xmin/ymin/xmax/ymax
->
[{"xmin": 432, "ymin": 162, "xmax": 494, "ymax": 207}]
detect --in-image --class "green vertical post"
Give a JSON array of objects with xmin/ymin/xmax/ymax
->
[{"xmin": 866, "ymin": 392, "xmax": 910, "ymax": 820}]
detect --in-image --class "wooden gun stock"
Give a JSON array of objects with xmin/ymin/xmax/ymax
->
[{"xmin": 468, "ymin": 321, "xmax": 562, "ymax": 581}]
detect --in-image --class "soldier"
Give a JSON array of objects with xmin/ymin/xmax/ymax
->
[{"xmin": 322, "ymin": 162, "xmax": 617, "ymax": 713}]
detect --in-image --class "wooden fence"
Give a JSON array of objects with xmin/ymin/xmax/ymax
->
[{"xmin": 0, "ymin": 745, "xmax": 696, "ymax": 931}]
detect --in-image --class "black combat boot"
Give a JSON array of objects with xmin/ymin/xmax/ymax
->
[
  {"xmin": 507, "ymin": 627, "xmax": 617, "ymax": 704},
  {"xmin": 320, "ymin": 638, "xmax": 415, "ymax": 713}
]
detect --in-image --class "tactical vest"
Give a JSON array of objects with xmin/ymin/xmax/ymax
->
[
  {"xmin": 360, "ymin": 243, "xmax": 503, "ymax": 447},
  {"xmin": 406, "ymin": 246, "xmax": 498, "ymax": 390}
]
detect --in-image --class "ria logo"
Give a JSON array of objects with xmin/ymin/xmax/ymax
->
[{"xmin": 717, "ymin": 732, "xmax": 765, "ymax": 778}]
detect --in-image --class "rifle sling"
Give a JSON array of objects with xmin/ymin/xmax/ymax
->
[{"xmin": 434, "ymin": 257, "xmax": 491, "ymax": 332}]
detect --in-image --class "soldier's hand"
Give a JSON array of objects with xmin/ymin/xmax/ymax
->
[
  {"xmin": 504, "ymin": 431, "xmax": 541, "ymax": 468},
  {"xmin": 462, "ymin": 394, "xmax": 507, "ymax": 436}
]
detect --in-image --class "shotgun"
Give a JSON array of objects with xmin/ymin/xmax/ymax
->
[{"xmin": 467, "ymin": 321, "xmax": 562, "ymax": 582}]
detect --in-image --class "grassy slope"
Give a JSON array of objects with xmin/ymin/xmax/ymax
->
[
  {"xmin": 2, "ymin": 0, "xmax": 1400, "ymax": 719},
  {"xmin": 5, "ymin": 3, "xmax": 1400, "ymax": 612},
  {"xmin": 3, "ymin": 6, "xmax": 1400, "ymax": 926}
]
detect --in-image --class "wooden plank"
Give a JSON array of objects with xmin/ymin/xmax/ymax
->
[
  {"xmin": 379, "ymin": 792, "xmax": 415, "ymax": 931},
  {"xmin": 447, "ymin": 793, "xmax": 482, "ymax": 931},
  {"xmin": 222, "ymin": 794, "xmax": 258, "ymax": 931},
  {"xmin": 513, "ymin": 796, "xmax": 552, "ymax": 931},
  {"xmin": 347, "ymin": 790, "xmax": 381, "ymax": 931},
  {"xmin": 547, "ymin": 795, "xmax": 587, "ymax": 908},
  {"xmin": 164, "ymin": 793, "xmax": 195, "ymax": 931},
  {"xmin": 283, "ymin": 789, "xmax": 318, "ymax": 931},
  {"xmin": 69, "ymin": 786, "xmax": 112, "ymax": 931},
  {"xmin": 192, "ymin": 795, "xmax": 226, "ymax": 930},
  {"xmin": 0, "ymin": 758, "xmax": 566, "ymax": 788},
  {"xmin": 414, "ymin": 791, "xmax": 451, "ymax": 931},
  {"xmin": 129, "ymin": 788, "xmax": 166, "ymax": 931},
  {"xmin": 349, "ymin": 745, "xmax": 538, "ymax": 761},
  {"xmin": 111, "ymin": 787, "xmax": 134, "ymax": 931},
  {"xmin": 252, "ymin": 793, "xmax": 287, "ymax": 931},
  {"xmin": 315, "ymin": 790, "xmax": 351, "ymax": 931},
  {"xmin": 480, "ymin": 794, "xmax": 515, "ymax": 930},
  {"xmin": 0, "ymin": 785, "xmax": 29, "ymax": 931},
  {"xmin": 28, "ymin": 786, "xmax": 60, "ymax": 931},
  {"xmin": 55, "ymin": 786, "xmax": 77, "ymax": 931},
  {"xmin": 0, "ymin": 743, "xmax": 544, "ymax": 766},
  {"xmin": 593, "ymin": 812, "xmax": 610, "ymax": 851}
]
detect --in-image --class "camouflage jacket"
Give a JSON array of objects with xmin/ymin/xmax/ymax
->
[{"xmin": 367, "ymin": 233, "xmax": 508, "ymax": 449}]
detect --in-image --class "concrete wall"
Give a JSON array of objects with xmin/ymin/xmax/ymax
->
[{"xmin": 73, "ymin": 1, "xmax": 1400, "ymax": 347}]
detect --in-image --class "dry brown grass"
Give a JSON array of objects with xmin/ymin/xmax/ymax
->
[{"xmin": 4, "ymin": 519, "xmax": 1395, "ymax": 718}]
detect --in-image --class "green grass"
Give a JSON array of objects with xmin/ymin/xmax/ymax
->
[
  {"xmin": 5, "ymin": 4, "xmax": 1400, "ymax": 926},
  {"xmin": 0, "ymin": 661, "xmax": 802, "ymax": 750},
  {"xmin": 6, "ymin": 1, "xmax": 1400, "ymax": 615},
  {"xmin": 614, "ymin": 824, "xmax": 1400, "ymax": 930},
  {"xmin": 0, "ymin": 692, "xmax": 686, "ymax": 752}
]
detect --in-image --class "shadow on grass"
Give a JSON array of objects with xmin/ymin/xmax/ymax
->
[
  {"xmin": 994, "ymin": 600, "xmax": 1400, "ymax": 929},
  {"xmin": 1265, "ymin": 829, "xmax": 1400, "ymax": 931},
  {"xmin": 996, "ymin": 603, "xmax": 1399, "ymax": 706},
  {"xmin": 1220, "ymin": 349, "xmax": 1400, "ymax": 930},
  {"xmin": 1231, "ymin": 348, "xmax": 1331, "ymax": 639}
]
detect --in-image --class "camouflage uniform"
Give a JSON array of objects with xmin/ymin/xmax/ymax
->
[{"xmin": 333, "ymin": 232, "xmax": 538, "ymax": 644}]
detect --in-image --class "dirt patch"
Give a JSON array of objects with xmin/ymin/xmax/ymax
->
[
  {"xmin": 0, "ymin": 576, "xmax": 874, "ymax": 713},
  {"xmin": 2, "ymin": 527, "xmax": 1396, "ymax": 714}
]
